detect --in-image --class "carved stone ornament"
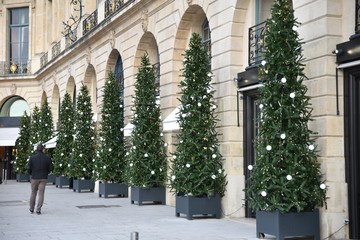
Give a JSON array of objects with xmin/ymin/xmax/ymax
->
[
  {"xmin": 31, "ymin": 0, "xmax": 36, "ymax": 9},
  {"xmin": 141, "ymin": 10, "xmax": 149, "ymax": 32},
  {"xmin": 53, "ymin": 71, "xmax": 57, "ymax": 85},
  {"xmin": 110, "ymin": 30, "xmax": 115, "ymax": 49},
  {"xmin": 10, "ymin": 84, "xmax": 16, "ymax": 95},
  {"xmin": 86, "ymin": 47, "xmax": 92, "ymax": 64},
  {"xmin": 187, "ymin": 0, "xmax": 193, "ymax": 4}
]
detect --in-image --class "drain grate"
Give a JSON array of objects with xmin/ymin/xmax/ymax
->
[
  {"xmin": 0, "ymin": 200, "xmax": 27, "ymax": 206},
  {"xmin": 76, "ymin": 205, "xmax": 121, "ymax": 209}
]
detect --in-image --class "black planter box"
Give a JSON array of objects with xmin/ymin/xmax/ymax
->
[
  {"xmin": 131, "ymin": 186, "xmax": 165, "ymax": 206},
  {"xmin": 176, "ymin": 194, "xmax": 221, "ymax": 220},
  {"xmin": 256, "ymin": 209, "xmax": 320, "ymax": 240},
  {"xmin": 99, "ymin": 182, "xmax": 128, "ymax": 198},
  {"xmin": 56, "ymin": 176, "xmax": 70, "ymax": 188},
  {"xmin": 47, "ymin": 174, "xmax": 56, "ymax": 184},
  {"xmin": 16, "ymin": 173, "xmax": 30, "ymax": 182},
  {"xmin": 73, "ymin": 179, "xmax": 95, "ymax": 193}
]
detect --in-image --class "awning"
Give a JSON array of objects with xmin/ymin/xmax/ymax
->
[
  {"xmin": 0, "ymin": 127, "xmax": 20, "ymax": 146},
  {"xmin": 44, "ymin": 135, "xmax": 57, "ymax": 149},
  {"xmin": 163, "ymin": 105, "xmax": 180, "ymax": 131}
]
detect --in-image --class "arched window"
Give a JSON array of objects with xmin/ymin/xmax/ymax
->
[
  {"xmin": 73, "ymin": 85, "xmax": 77, "ymax": 108},
  {"xmin": 114, "ymin": 55, "xmax": 124, "ymax": 93},
  {"xmin": 202, "ymin": 18, "xmax": 211, "ymax": 69},
  {"xmin": 0, "ymin": 96, "xmax": 30, "ymax": 117}
]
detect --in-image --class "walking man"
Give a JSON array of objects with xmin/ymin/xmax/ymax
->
[{"xmin": 27, "ymin": 144, "xmax": 53, "ymax": 214}]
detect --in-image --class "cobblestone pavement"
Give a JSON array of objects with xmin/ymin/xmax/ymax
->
[{"xmin": 0, "ymin": 180, "xmax": 257, "ymax": 240}]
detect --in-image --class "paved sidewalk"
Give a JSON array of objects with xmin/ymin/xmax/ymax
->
[{"xmin": 0, "ymin": 180, "xmax": 257, "ymax": 240}]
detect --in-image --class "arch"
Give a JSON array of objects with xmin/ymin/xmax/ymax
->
[
  {"xmin": 105, "ymin": 49, "xmax": 121, "ymax": 78},
  {"xmin": 41, "ymin": 91, "xmax": 47, "ymax": 105},
  {"xmin": 66, "ymin": 76, "xmax": 76, "ymax": 107},
  {"xmin": 83, "ymin": 64, "xmax": 97, "ymax": 115},
  {"xmin": 51, "ymin": 84, "xmax": 60, "ymax": 127},
  {"xmin": 0, "ymin": 96, "xmax": 30, "ymax": 117},
  {"xmin": 135, "ymin": 32, "xmax": 160, "ymax": 95}
]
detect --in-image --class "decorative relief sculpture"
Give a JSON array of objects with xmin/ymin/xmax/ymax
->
[
  {"xmin": 110, "ymin": 30, "xmax": 116, "ymax": 49},
  {"xmin": 86, "ymin": 47, "xmax": 92, "ymax": 64},
  {"xmin": 141, "ymin": 10, "xmax": 149, "ymax": 32},
  {"xmin": 187, "ymin": 0, "xmax": 193, "ymax": 4},
  {"xmin": 10, "ymin": 84, "xmax": 16, "ymax": 95}
]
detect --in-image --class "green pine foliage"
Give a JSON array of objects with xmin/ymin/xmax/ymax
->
[
  {"xmin": 53, "ymin": 93, "xmax": 75, "ymax": 176},
  {"xmin": 95, "ymin": 71, "xmax": 126, "ymax": 182},
  {"xmin": 169, "ymin": 32, "xmax": 227, "ymax": 197},
  {"xmin": 71, "ymin": 84, "xmax": 96, "ymax": 179},
  {"xmin": 39, "ymin": 99, "xmax": 54, "ymax": 144},
  {"xmin": 126, "ymin": 53, "xmax": 167, "ymax": 188},
  {"xmin": 14, "ymin": 112, "xmax": 31, "ymax": 173},
  {"xmin": 245, "ymin": 0, "xmax": 327, "ymax": 213},
  {"xmin": 30, "ymin": 106, "xmax": 41, "ymax": 153}
]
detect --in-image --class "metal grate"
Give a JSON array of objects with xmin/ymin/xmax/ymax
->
[{"xmin": 76, "ymin": 205, "xmax": 121, "ymax": 209}]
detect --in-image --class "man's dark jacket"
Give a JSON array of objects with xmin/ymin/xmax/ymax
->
[{"xmin": 27, "ymin": 152, "xmax": 53, "ymax": 179}]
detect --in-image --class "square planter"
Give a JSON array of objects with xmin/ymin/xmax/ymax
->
[
  {"xmin": 176, "ymin": 194, "xmax": 221, "ymax": 220},
  {"xmin": 73, "ymin": 179, "xmax": 95, "ymax": 193},
  {"xmin": 256, "ymin": 209, "xmax": 320, "ymax": 240},
  {"xmin": 16, "ymin": 173, "xmax": 30, "ymax": 182},
  {"xmin": 56, "ymin": 176, "xmax": 70, "ymax": 188},
  {"xmin": 131, "ymin": 186, "xmax": 165, "ymax": 206},
  {"xmin": 47, "ymin": 174, "xmax": 56, "ymax": 184},
  {"xmin": 99, "ymin": 182, "xmax": 128, "ymax": 198}
]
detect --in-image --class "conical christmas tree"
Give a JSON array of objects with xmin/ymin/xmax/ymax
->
[
  {"xmin": 126, "ymin": 53, "xmax": 167, "ymax": 188},
  {"xmin": 14, "ymin": 111, "xmax": 31, "ymax": 174},
  {"xmin": 169, "ymin": 32, "xmax": 227, "ymax": 198},
  {"xmin": 245, "ymin": 0, "xmax": 327, "ymax": 213},
  {"xmin": 39, "ymin": 99, "xmax": 54, "ymax": 145},
  {"xmin": 95, "ymin": 71, "xmax": 126, "ymax": 182},
  {"xmin": 71, "ymin": 84, "xmax": 96, "ymax": 179},
  {"xmin": 30, "ymin": 106, "xmax": 41, "ymax": 153},
  {"xmin": 53, "ymin": 93, "xmax": 75, "ymax": 177}
]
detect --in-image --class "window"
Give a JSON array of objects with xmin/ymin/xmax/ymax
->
[
  {"xmin": 202, "ymin": 19, "xmax": 211, "ymax": 69},
  {"xmin": 8, "ymin": 8, "xmax": 29, "ymax": 73}
]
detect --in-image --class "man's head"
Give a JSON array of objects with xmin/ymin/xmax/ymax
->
[{"xmin": 37, "ymin": 144, "xmax": 45, "ymax": 152}]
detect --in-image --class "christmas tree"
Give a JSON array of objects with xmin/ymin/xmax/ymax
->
[
  {"xmin": 71, "ymin": 84, "xmax": 96, "ymax": 179},
  {"xmin": 126, "ymin": 53, "xmax": 167, "ymax": 188},
  {"xmin": 169, "ymin": 33, "xmax": 227, "ymax": 198},
  {"xmin": 53, "ymin": 93, "xmax": 75, "ymax": 177},
  {"xmin": 95, "ymin": 71, "xmax": 126, "ymax": 182},
  {"xmin": 30, "ymin": 106, "xmax": 41, "ymax": 153},
  {"xmin": 39, "ymin": 99, "xmax": 54, "ymax": 145},
  {"xmin": 245, "ymin": 0, "xmax": 327, "ymax": 213},
  {"xmin": 14, "ymin": 112, "xmax": 31, "ymax": 174}
]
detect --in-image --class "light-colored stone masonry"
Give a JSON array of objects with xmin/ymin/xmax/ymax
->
[{"xmin": 0, "ymin": 0, "xmax": 352, "ymax": 238}]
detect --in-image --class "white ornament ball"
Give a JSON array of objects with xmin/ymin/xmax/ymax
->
[
  {"xmin": 68, "ymin": 164, "xmax": 71, "ymax": 167},
  {"xmin": 207, "ymin": 73, "xmax": 212, "ymax": 77},
  {"xmin": 280, "ymin": 133, "xmax": 286, "ymax": 139},
  {"xmin": 248, "ymin": 165, "xmax": 253, "ymax": 171},
  {"xmin": 144, "ymin": 153, "xmax": 148, "ymax": 157},
  {"xmin": 309, "ymin": 145, "xmax": 315, "ymax": 151},
  {"xmin": 160, "ymin": 133, "xmax": 163, "ymax": 137},
  {"xmin": 173, "ymin": 155, "xmax": 177, "ymax": 159},
  {"xmin": 290, "ymin": 92, "xmax": 295, "ymax": 99},
  {"xmin": 171, "ymin": 175, "xmax": 176, "ymax": 180},
  {"xmin": 212, "ymin": 154, "xmax": 217, "ymax": 159},
  {"xmin": 130, "ymin": 163, "xmax": 133, "ymax": 167},
  {"xmin": 103, "ymin": 166, "xmax": 106, "ymax": 169},
  {"xmin": 198, "ymin": 103, "xmax": 201, "ymax": 107},
  {"xmin": 133, "ymin": 146, "xmax": 136, "ymax": 150},
  {"xmin": 164, "ymin": 143, "xmax": 168, "ymax": 147},
  {"xmin": 82, "ymin": 168, "xmax": 86, "ymax": 171},
  {"xmin": 186, "ymin": 163, "xmax": 190, "ymax": 168},
  {"xmin": 109, "ymin": 148, "xmax": 112, "ymax": 152},
  {"xmin": 126, "ymin": 152, "xmax": 129, "ymax": 156},
  {"xmin": 261, "ymin": 60, "xmax": 267, "ymax": 66},
  {"xmin": 211, "ymin": 175, "xmax": 216, "ymax": 180},
  {"xmin": 218, "ymin": 169, "xmax": 222, "ymax": 174},
  {"xmin": 286, "ymin": 175, "xmax": 292, "ymax": 180},
  {"xmin": 159, "ymin": 168, "xmax": 162, "ymax": 172},
  {"xmin": 266, "ymin": 145, "xmax": 272, "ymax": 151},
  {"xmin": 281, "ymin": 77, "xmax": 287, "ymax": 83},
  {"xmin": 320, "ymin": 184, "xmax": 326, "ymax": 189},
  {"xmin": 59, "ymin": 164, "xmax": 63, "ymax": 167},
  {"xmin": 259, "ymin": 104, "xmax": 264, "ymax": 109},
  {"xmin": 261, "ymin": 191, "xmax": 267, "ymax": 197},
  {"xmin": 293, "ymin": 26, "xmax": 298, "ymax": 31}
]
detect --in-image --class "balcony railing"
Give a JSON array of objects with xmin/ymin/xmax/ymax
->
[
  {"xmin": 83, "ymin": 9, "xmax": 98, "ymax": 36},
  {"xmin": 52, "ymin": 41, "xmax": 61, "ymax": 59},
  {"xmin": 356, "ymin": 0, "xmax": 360, "ymax": 34},
  {"xmin": 248, "ymin": 21, "xmax": 267, "ymax": 66},
  {"xmin": 40, "ymin": 52, "xmax": 48, "ymax": 69},
  {"xmin": 105, "ymin": 0, "xmax": 125, "ymax": 18},
  {"xmin": 65, "ymin": 30, "xmax": 77, "ymax": 48},
  {"xmin": 0, "ymin": 60, "xmax": 31, "ymax": 76}
]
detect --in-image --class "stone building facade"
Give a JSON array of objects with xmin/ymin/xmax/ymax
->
[{"xmin": 0, "ymin": 0, "xmax": 358, "ymax": 238}]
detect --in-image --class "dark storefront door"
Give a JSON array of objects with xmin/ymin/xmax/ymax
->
[
  {"xmin": 243, "ymin": 89, "xmax": 260, "ymax": 218},
  {"xmin": 344, "ymin": 66, "xmax": 360, "ymax": 239}
]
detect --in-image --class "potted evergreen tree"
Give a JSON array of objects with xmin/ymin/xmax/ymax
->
[
  {"xmin": 126, "ymin": 53, "xmax": 167, "ymax": 205},
  {"xmin": 169, "ymin": 33, "xmax": 227, "ymax": 220},
  {"xmin": 95, "ymin": 71, "xmax": 127, "ymax": 198},
  {"xmin": 244, "ymin": 1, "xmax": 327, "ymax": 239},
  {"xmin": 14, "ymin": 112, "xmax": 31, "ymax": 182},
  {"xmin": 39, "ymin": 99, "xmax": 55, "ymax": 184},
  {"xmin": 53, "ymin": 93, "xmax": 75, "ymax": 188},
  {"xmin": 30, "ymin": 106, "xmax": 41, "ymax": 154},
  {"xmin": 71, "ymin": 84, "xmax": 96, "ymax": 193}
]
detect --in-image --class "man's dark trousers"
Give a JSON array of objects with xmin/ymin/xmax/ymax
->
[{"xmin": 30, "ymin": 179, "xmax": 47, "ymax": 212}]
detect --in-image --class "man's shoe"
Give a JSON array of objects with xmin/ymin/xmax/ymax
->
[
  {"xmin": 29, "ymin": 209, "xmax": 34, "ymax": 214},
  {"xmin": 36, "ymin": 211, "xmax": 41, "ymax": 215}
]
